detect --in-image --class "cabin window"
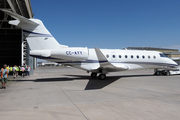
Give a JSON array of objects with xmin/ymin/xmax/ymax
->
[
  {"xmin": 137, "ymin": 55, "xmax": 139, "ymax": 59},
  {"xmin": 142, "ymin": 55, "xmax": 145, "ymax": 59},
  {"xmin": 106, "ymin": 54, "xmax": 109, "ymax": 58},
  {"xmin": 125, "ymin": 55, "xmax": 128, "ymax": 58},
  {"xmin": 153, "ymin": 56, "xmax": 156, "ymax": 59},
  {"xmin": 148, "ymin": 56, "xmax": 150, "ymax": 59},
  {"xmin": 159, "ymin": 53, "xmax": 166, "ymax": 57},
  {"xmin": 119, "ymin": 55, "xmax": 121, "ymax": 58},
  {"xmin": 131, "ymin": 55, "xmax": 133, "ymax": 58},
  {"xmin": 112, "ymin": 55, "xmax": 115, "ymax": 58}
]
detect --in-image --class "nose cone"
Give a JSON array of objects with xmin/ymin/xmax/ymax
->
[{"xmin": 168, "ymin": 59, "xmax": 178, "ymax": 69}]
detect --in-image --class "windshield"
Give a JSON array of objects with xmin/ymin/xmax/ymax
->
[{"xmin": 159, "ymin": 53, "xmax": 166, "ymax": 57}]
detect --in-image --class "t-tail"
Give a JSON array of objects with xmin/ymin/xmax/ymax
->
[{"xmin": 1, "ymin": 9, "xmax": 67, "ymax": 51}]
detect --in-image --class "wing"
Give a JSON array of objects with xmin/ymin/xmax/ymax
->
[{"xmin": 94, "ymin": 48, "xmax": 128, "ymax": 73}]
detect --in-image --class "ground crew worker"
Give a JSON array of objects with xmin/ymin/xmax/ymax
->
[
  {"xmin": 9, "ymin": 66, "xmax": 13, "ymax": 75},
  {"xmin": 21, "ymin": 66, "xmax": 25, "ymax": 77},
  {"xmin": 25, "ymin": 66, "xmax": 27, "ymax": 75},
  {"xmin": 13, "ymin": 65, "xmax": 16, "ymax": 78},
  {"xmin": 15, "ymin": 65, "xmax": 19, "ymax": 76},
  {"xmin": 6, "ymin": 66, "xmax": 9, "ymax": 71},
  {"xmin": 0, "ymin": 64, "xmax": 9, "ymax": 89},
  {"xmin": 19, "ymin": 66, "xmax": 22, "ymax": 76},
  {"xmin": 27, "ymin": 65, "xmax": 31, "ymax": 76}
]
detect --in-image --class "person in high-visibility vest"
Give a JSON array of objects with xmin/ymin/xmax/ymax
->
[
  {"xmin": 0, "ymin": 64, "xmax": 9, "ymax": 89},
  {"xmin": 6, "ymin": 66, "xmax": 9, "ymax": 71},
  {"xmin": 19, "ymin": 66, "xmax": 22, "ymax": 76},
  {"xmin": 9, "ymin": 66, "xmax": 13, "ymax": 75},
  {"xmin": 15, "ymin": 66, "xmax": 19, "ymax": 76}
]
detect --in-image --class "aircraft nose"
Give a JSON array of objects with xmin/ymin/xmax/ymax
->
[{"xmin": 169, "ymin": 59, "xmax": 178, "ymax": 68}]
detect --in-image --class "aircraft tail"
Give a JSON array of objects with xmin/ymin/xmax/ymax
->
[{"xmin": 0, "ymin": 9, "xmax": 67, "ymax": 50}]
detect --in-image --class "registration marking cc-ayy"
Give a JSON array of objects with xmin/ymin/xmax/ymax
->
[{"xmin": 66, "ymin": 51, "xmax": 82, "ymax": 55}]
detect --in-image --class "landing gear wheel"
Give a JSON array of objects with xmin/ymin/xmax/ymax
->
[
  {"xmin": 156, "ymin": 71, "xmax": 161, "ymax": 76},
  {"xmin": 91, "ymin": 72, "xmax": 97, "ymax": 78},
  {"xmin": 166, "ymin": 71, "xmax": 170, "ymax": 76},
  {"xmin": 99, "ymin": 74, "xmax": 106, "ymax": 80}
]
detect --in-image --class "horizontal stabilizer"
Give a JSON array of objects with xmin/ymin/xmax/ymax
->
[{"xmin": 0, "ymin": 9, "xmax": 38, "ymax": 26}]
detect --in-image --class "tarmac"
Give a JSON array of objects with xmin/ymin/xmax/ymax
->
[{"xmin": 0, "ymin": 66, "xmax": 180, "ymax": 120}]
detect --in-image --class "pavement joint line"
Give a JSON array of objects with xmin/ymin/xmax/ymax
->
[
  {"xmin": 0, "ymin": 109, "xmax": 84, "ymax": 117},
  {"xmin": 56, "ymin": 83, "xmax": 89, "ymax": 120}
]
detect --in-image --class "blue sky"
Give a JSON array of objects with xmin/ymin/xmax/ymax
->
[{"xmin": 31, "ymin": 0, "xmax": 180, "ymax": 49}]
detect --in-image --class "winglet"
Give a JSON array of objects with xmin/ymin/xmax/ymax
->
[
  {"xmin": 94, "ymin": 47, "xmax": 129, "ymax": 71},
  {"xmin": 94, "ymin": 47, "xmax": 108, "ymax": 63},
  {"xmin": 94, "ymin": 47, "xmax": 116, "ymax": 69}
]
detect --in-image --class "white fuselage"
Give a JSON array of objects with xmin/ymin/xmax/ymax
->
[{"xmin": 32, "ymin": 48, "xmax": 178, "ymax": 73}]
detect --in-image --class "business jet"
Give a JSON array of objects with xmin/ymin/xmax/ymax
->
[{"xmin": 1, "ymin": 9, "xmax": 178, "ymax": 80}]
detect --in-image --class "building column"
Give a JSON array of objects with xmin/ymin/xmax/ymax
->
[
  {"xmin": 33, "ymin": 57, "xmax": 37, "ymax": 70},
  {"xmin": 21, "ymin": 29, "xmax": 24, "ymax": 66}
]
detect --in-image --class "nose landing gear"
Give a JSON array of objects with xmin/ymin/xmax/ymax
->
[{"xmin": 154, "ymin": 69, "xmax": 171, "ymax": 76}]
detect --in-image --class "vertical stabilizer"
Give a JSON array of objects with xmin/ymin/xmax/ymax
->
[{"xmin": 1, "ymin": 9, "xmax": 68, "ymax": 50}]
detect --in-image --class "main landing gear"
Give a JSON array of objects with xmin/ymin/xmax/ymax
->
[
  {"xmin": 154, "ymin": 69, "xmax": 171, "ymax": 76},
  {"xmin": 91, "ymin": 72, "xmax": 97, "ymax": 78},
  {"xmin": 91, "ymin": 72, "xmax": 106, "ymax": 80}
]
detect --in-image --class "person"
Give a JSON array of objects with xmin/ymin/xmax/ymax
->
[
  {"xmin": 21, "ymin": 66, "xmax": 25, "ymax": 77},
  {"xmin": 9, "ymin": 66, "xmax": 13, "ymax": 75},
  {"xmin": 27, "ymin": 65, "xmax": 30, "ymax": 76},
  {"xmin": 13, "ymin": 65, "xmax": 16, "ymax": 78},
  {"xmin": 15, "ymin": 65, "xmax": 19, "ymax": 76},
  {"xmin": 6, "ymin": 65, "xmax": 9, "ymax": 71},
  {"xmin": 19, "ymin": 66, "xmax": 22, "ymax": 76},
  {"xmin": 24, "ymin": 66, "xmax": 26, "ymax": 76},
  {"xmin": 0, "ymin": 64, "xmax": 9, "ymax": 89}
]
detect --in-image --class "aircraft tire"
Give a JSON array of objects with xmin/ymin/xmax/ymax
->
[
  {"xmin": 156, "ymin": 71, "xmax": 162, "ymax": 76},
  {"xmin": 166, "ymin": 71, "xmax": 170, "ymax": 76},
  {"xmin": 91, "ymin": 72, "xmax": 97, "ymax": 78},
  {"xmin": 99, "ymin": 74, "xmax": 106, "ymax": 80}
]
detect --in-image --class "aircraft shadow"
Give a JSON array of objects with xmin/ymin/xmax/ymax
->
[
  {"xmin": 11, "ymin": 77, "xmax": 73, "ymax": 82},
  {"xmin": 63, "ymin": 74, "xmax": 153, "ymax": 90},
  {"xmin": 11, "ymin": 74, "xmax": 153, "ymax": 90},
  {"xmin": 61, "ymin": 74, "xmax": 121, "ymax": 90}
]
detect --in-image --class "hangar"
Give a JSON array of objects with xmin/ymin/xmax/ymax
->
[{"xmin": 0, "ymin": 0, "xmax": 36, "ymax": 74}]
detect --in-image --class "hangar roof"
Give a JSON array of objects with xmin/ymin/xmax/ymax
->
[
  {"xmin": 127, "ymin": 47, "xmax": 178, "ymax": 51},
  {"xmin": 5, "ymin": 0, "xmax": 33, "ymax": 18}
]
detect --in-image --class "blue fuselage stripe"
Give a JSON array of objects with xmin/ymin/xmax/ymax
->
[{"xmin": 23, "ymin": 30, "xmax": 53, "ymax": 37}]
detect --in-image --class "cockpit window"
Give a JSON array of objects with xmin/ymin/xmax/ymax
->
[{"xmin": 159, "ymin": 53, "xmax": 166, "ymax": 57}]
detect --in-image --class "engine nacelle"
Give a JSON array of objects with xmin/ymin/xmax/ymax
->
[{"xmin": 51, "ymin": 47, "xmax": 89, "ymax": 61}]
